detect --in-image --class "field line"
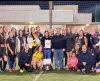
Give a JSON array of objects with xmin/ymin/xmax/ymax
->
[{"xmin": 32, "ymin": 71, "xmax": 44, "ymax": 81}]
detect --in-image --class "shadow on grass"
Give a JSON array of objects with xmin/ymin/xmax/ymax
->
[
  {"xmin": 0, "ymin": 69, "xmax": 99, "ymax": 76},
  {"xmin": 42, "ymin": 69, "xmax": 98, "ymax": 76},
  {"xmin": 0, "ymin": 69, "xmax": 41, "ymax": 76}
]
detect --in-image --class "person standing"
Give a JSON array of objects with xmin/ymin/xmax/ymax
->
[
  {"xmin": 35, "ymin": 26, "xmax": 43, "ymax": 41},
  {"xmin": 0, "ymin": 27, "xmax": 7, "ymax": 71},
  {"xmin": 52, "ymin": 27, "xmax": 66, "ymax": 70},
  {"xmin": 23, "ymin": 26, "xmax": 29, "ymax": 44},
  {"xmin": 6, "ymin": 31, "xmax": 16, "ymax": 72},
  {"xmin": 49, "ymin": 28, "xmax": 54, "ymax": 63},
  {"xmin": 41, "ymin": 31, "xmax": 52, "ymax": 68},
  {"xmin": 75, "ymin": 30, "xmax": 88, "ymax": 48},
  {"xmin": 27, "ymin": 27, "xmax": 40, "ymax": 54},
  {"xmin": 61, "ymin": 27, "xmax": 67, "ymax": 67},
  {"xmin": 16, "ymin": 30, "xmax": 26, "ymax": 53},
  {"xmin": 65, "ymin": 27, "xmax": 77, "ymax": 67}
]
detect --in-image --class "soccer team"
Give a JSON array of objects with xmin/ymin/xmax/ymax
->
[{"xmin": 0, "ymin": 26, "xmax": 100, "ymax": 73}]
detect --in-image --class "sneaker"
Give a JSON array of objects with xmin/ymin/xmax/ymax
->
[
  {"xmin": 3, "ymin": 69, "xmax": 7, "ymax": 72},
  {"xmin": 81, "ymin": 68, "xmax": 86, "ymax": 73},
  {"xmin": 12, "ymin": 68, "xmax": 15, "ymax": 72},
  {"xmin": 60, "ymin": 68, "xmax": 64, "ymax": 70},
  {"xmin": 20, "ymin": 69, "xmax": 23, "ymax": 73},
  {"xmin": 9, "ymin": 69, "xmax": 13, "ymax": 73}
]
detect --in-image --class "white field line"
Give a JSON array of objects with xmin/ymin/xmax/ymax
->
[{"xmin": 32, "ymin": 71, "xmax": 44, "ymax": 81}]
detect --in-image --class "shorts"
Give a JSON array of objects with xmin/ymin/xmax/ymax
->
[{"xmin": 0, "ymin": 47, "xmax": 6, "ymax": 58}]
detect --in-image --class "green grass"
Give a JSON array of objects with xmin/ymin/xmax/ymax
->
[
  {"xmin": 38, "ymin": 70, "xmax": 100, "ymax": 81},
  {"xmin": 0, "ymin": 70, "xmax": 36, "ymax": 81},
  {"xmin": 0, "ymin": 69, "xmax": 100, "ymax": 81}
]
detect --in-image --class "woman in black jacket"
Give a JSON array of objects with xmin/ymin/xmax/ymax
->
[
  {"xmin": 18, "ymin": 44, "xmax": 32, "ymax": 73},
  {"xmin": 65, "ymin": 27, "xmax": 77, "ymax": 65}
]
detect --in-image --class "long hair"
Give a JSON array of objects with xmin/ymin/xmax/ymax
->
[
  {"xmin": 23, "ymin": 26, "xmax": 29, "ymax": 35},
  {"xmin": 34, "ymin": 45, "xmax": 43, "ymax": 52},
  {"xmin": 66, "ymin": 27, "xmax": 72, "ymax": 36}
]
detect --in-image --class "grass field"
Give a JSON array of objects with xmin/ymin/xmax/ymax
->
[
  {"xmin": 0, "ymin": 59, "xmax": 100, "ymax": 81},
  {"xmin": 0, "ymin": 69, "xmax": 100, "ymax": 81}
]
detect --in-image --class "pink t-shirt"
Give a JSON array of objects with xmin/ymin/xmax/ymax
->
[{"xmin": 68, "ymin": 57, "xmax": 78, "ymax": 68}]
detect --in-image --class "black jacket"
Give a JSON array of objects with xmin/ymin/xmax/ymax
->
[
  {"xmin": 18, "ymin": 49, "xmax": 32, "ymax": 64},
  {"xmin": 52, "ymin": 34, "xmax": 66, "ymax": 49},
  {"xmin": 41, "ymin": 37, "xmax": 52, "ymax": 49}
]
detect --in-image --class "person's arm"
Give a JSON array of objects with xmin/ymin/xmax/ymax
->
[
  {"xmin": 41, "ymin": 37, "xmax": 45, "ymax": 47},
  {"xmin": 77, "ymin": 53, "xmax": 82, "ymax": 64},
  {"xmin": 5, "ymin": 39, "xmax": 8, "ymax": 55},
  {"xmin": 51, "ymin": 36, "xmax": 55, "ymax": 52},
  {"xmin": 18, "ymin": 51, "xmax": 23, "ymax": 62},
  {"xmin": 62, "ymin": 36, "xmax": 66, "ymax": 51},
  {"xmin": 86, "ymin": 52, "xmax": 92, "ymax": 65},
  {"xmin": 84, "ymin": 37, "xmax": 88, "ymax": 47},
  {"xmin": 16, "ymin": 37, "xmax": 18, "ymax": 52},
  {"xmin": 96, "ymin": 41, "xmax": 100, "ymax": 46},
  {"xmin": 6, "ymin": 39, "xmax": 14, "ymax": 55},
  {"xmin": 26, "ymin": 50, "xmax": 33, "ymax": 65}
]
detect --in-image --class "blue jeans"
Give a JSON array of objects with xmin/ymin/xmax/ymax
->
[
  {"xmin": 43, "ymin": 49, "xmax": 51, "ymax": 59},
  {"xmin": 54, "ymin": 49, "xmax": 64, "ymax": 69}
]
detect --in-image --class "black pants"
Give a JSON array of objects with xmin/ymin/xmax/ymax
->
[
  {"xmin": 8, "ymin": 51, "xmax": 16, "ymax": 69},
  {"xmin": 19, "ymin": 64, "xmax": 27, "ymax": 70},
  {"xmin": 51, "ymin": 51, "xmax": 54, "ymax": 63},
  {"xmin": 19, "ymin": 63, "xmax": 33, "ymax": 72},
  {"xmin": 64, "ymin": 51, "xmax": 67, "ymax": 66},
  {"xmin": 78, "ymin": 63, "xmax": 92, "ymax": 73}
]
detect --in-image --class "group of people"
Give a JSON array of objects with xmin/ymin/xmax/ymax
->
[{"xmin": 0, "ymin": 25, "xmax": 100, "ymax": 74}]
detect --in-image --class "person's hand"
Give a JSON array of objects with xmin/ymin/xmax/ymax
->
[
  {"xmin": 62, "ymin": 48, "xmax": 65, "ymax": 51},
  {"xmin": 1, "ymin": 44, "xmax": 4, "ymax": 47},
  {"xmin": 83, "ymin": 62, "xmax": 86, "ymax": 65},
  {"xmin": 22, "ymin": 44, "xmax": 24, "ymax": 46},
  {"xmin": 44, "ymin": 47, "xmax": 46, "ymax": 49},
  {"xmin": 25, "ymin": 63, "xmax": 30, "ymax": 66},
  {"xmin": 6, "ymin": 50, "xmax": 8, "ymax": 55},
  {"xmin": 52, "ymin": 49, "xmax": 55, "ymax": 52},
  {"xmin": 93, "ymin": 45, "xmax": 96, "ymax": 49},
  {"xmin": 11, "ymin": 51, "xmax": 14, "ymax": 55},
  {"xmin": 17, "ymin": 49, "xmax": 20, "ymax": 53}
]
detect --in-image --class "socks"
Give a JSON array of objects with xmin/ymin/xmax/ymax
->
[
  {"xmin": 0, "ymin": 60, "xmax": 2, "ymax": 70},
  {"xmin": 3, "ymin": 60, "xmax": 7, "ymax": 70}
]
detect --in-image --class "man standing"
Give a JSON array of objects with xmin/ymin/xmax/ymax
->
[
  {"xmin": 52, "ymin": 27, "xmax": 66, "ymax": 70},
  {"xmin": 35, "ymin": 26, "xmax": 43, "ymax": 41}
]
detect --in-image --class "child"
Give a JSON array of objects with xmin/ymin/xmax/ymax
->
[
  {"xmin": 6, "ymin": 31, "xmax": 16, "ymax": 72},
  {"xmin": 68, "ymin": 51, "xmax": 78, "ymax": 71},
  {"xmin": 31, "ymin": 45, "xmax": 43, "ymax": 70}
]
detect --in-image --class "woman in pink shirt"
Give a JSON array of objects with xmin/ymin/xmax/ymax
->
[{"xmin": 68, "ymin": 51, "xmax": 78, "ymax": 71}]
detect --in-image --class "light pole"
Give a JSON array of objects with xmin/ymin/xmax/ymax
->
[{"xmin": 49, "ymin": 1, "xmax": 53, "ymax": 29}]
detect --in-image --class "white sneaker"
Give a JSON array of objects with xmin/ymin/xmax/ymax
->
[{"xmin": 20, "ymin": 69, "xmax": 23, "ymax": 73}]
